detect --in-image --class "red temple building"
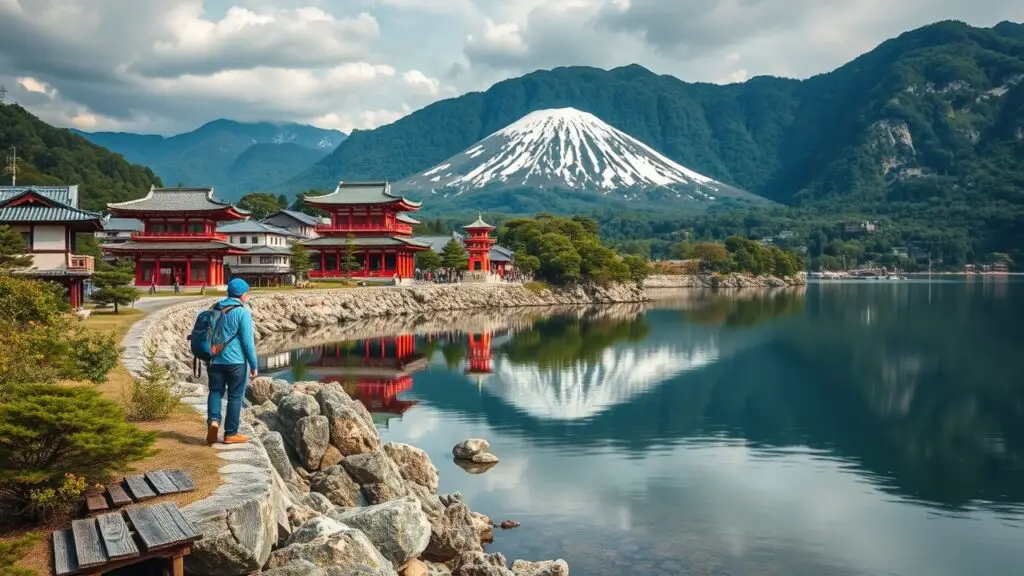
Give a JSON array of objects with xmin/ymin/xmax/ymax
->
[
  {"xmin": 306, "ymin": 335, "xmax": 427, "ymax": 424},
  {"xmin": 465, "ymin": 332, "xmax": 493, "ymax": 377},
  {"xmin": 463, "ymin": 215, "xmax": 496, "ymax": 274},
  {"xmin": 103, "ymin": 187, "xmax": 249, "ymax": 288},
  {"xmin": 300, "ymin": 182, "xmax": 430, "ymax": 280}
]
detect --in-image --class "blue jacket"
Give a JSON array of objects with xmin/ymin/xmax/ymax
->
[{"xmin": 210, "ymin": 298, "xmax": 258, "ymax": 370}]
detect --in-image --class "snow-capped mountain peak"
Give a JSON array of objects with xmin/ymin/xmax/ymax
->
[{"xmin": 397, "ymin": 107, "xmax": 725, "ymax": 198}]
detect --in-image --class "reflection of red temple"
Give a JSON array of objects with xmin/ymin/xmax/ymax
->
[
  {"xmin": 307, "ymin": 335, "xmax": 426, "ymax": 424},
  {"xmin": 465, "ymin": 332, "xmax": 493, "ymax": 391}
]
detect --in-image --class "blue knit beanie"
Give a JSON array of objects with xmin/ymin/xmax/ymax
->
[{"xmin": 227, "ymin": 278, "xmax": 249, "ymax": 297}]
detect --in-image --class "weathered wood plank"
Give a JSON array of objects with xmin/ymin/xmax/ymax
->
[
  {"xmin": 160, "ymin": 503, "xmax": 202, "ymax": 541},
  {"xmin": 148, "ymin": 503, "xmax": 190, "ymax": 544},
  {"xmin": 52, "ymin": 529, "xmax": 79, "ymax": 576},
  {"xmin": 125, "ymin": 474, "xmax": 156, "ymax": 501},
  {"xmin": 106, "ymin": 483, "xmax": 133, "ymax": 506},
  {"xmin": 71, "ymin": 518, "xmax": 109, "ymax": 569},
  {"xmin": 125, "ymin": 505, "xmax": 183, "ymax": 550},
  {"xmin": 96, "ymin": 513, "xmax": 139, "ymax": 561},
  {"xmin": 164, "ymin": 470, "xmax": 195, "ymax": 492},
  {"xmin": 145, "ymin": 471, "xmax": 179, "ymax": 495},
  {"xmin": 86, "ymin": 494, "xmax": 109, "ymax": 512}
]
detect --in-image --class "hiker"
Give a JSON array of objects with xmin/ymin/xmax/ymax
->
[{"xmin": 205, "ymin": 278, "xmax": 258, "ymax": 445}]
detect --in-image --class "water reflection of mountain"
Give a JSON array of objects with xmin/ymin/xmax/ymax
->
[{"xmin": 409, "ymin": 283, "xmax": 1024, "ymax": 511}]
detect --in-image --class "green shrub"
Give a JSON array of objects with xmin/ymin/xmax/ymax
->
[
  {"xmin": 26, "ymin": 473, "xmax": 87, "ymax": 521},
  {"xmin": 0, "ymin": 532, "xmax": 40, "ymax": 576},
  {"xmin": 0, "ymin": 274, "xmax": 67, "ymax": 326},
  {"xmin": 122, "ymin": 347, "xmax": 182, "ymax": 422},
  {"xmin": 67, "ymin": 330, "xmax": 122, "ymax": 384},
  {"xmin": 0, "ymin": 322, "xmax": 120, "ymax": 389},
  {"xmin": 0, "ymin": 383, "xmax": 156, "ymax": 521}
]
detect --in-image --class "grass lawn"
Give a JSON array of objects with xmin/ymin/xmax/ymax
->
[{"xmin": 4, "ymin": 306, "xmax": 223, "ymax": 575}]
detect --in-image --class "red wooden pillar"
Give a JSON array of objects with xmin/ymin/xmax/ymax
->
[
  {"xmin": 207, "ymin": 257, "xmax": 214, "ymax": 286},
  {"xmin": 320, "ymin": 250, "xmax": 326, "ymax": 275},
  {"xmin": 185, "ymin": 257, "xmax": 192, "ymax": 286},
  {"xmin": 363, "ymin": 249, "xmax": 370, "ymax": 275},
  {"xmin": 134, "ymin": 255, "xmax": 143, "ymax": 284},
  {"xmin": 69, "ymin": 280, "xmax": 79, "ymax": 308},
  {"xmin": 155, "ymin": 257, "xmax": 162, "ymax": 286}
]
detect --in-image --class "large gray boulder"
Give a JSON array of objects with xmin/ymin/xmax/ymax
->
[
  {"xmin": 286, "ymin": 515, "xmax": 346, "ymax": 547},
  {"xmin": 310, "ymin": 465, "xmax": 364, "ymax": 508},
  {"xmin": 294, "ymin": 415, "xmax": 331, "ymax": 471},
  {"xmin": 263, "ymin": 560, "xmax": 329, "ymax": 576},
  {"xmin": 265, "ymin": 526, "xmax": 396, "ymax": 576},
  {"xmin": 422, "ymin": 502, "xmax": 483, "ymax": 562},
  {"xmin": 302, "ymin": 491, "xmax": 336, "ymax": 515},
  {"xmin": 315, "ymin": 385, "xmax": 380, "ymax": 456},
  {"xmin": 261, "ymin": 431, "xmax": 295, "ymax": 483},
  {"xmin": 246, "ymin": 377, "xmax": 276, "ymax": 406},
  {"xmin": 452, "ymin": 552, "xmax": 513, "ymax": 576},
  {"xmin": 384, "ymin": 442, "xmax": 439, "ymax": 492},
  {"xmin": 405, "ymin": 482, "xmax": 445, "ymax": 521},
  {"xmin": 278, "ymin": 393, "xmax": 321, "ymax": 429},
  {"xmin": 251, "ymin": 401, "xmax": 283, "ymax": 434},
  {"xmin": 452, "ymin": 440, "xmax": 498, "ymax": 464},
  {"xmin": 341, "ymin": 450, "xmax": 408, "ymax": 504},
  {"xmin": 510, "ymin": 560, "xmax": 569, "ymax": 576},
  {"xmin": 329, "ymin": 497, "xmax": 431, "ymax": 567}
]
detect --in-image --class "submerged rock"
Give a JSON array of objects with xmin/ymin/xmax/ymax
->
[
  {"xmin": 452, "ymin": 439, "xmax": 491, "ymax": 461},
  {"xmin": 509, "ymin": 559, "xmax": 569, "ymax": 576}
]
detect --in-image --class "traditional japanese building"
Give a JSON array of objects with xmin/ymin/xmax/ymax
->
[
  {"xmin": 465, "ymin": 331, "xmax": 494, "ymax": 390},
  {"xmin": 0, "ymin": 185, "xmax": 102, "ymax": 308},
  {"xmin": 103, "ymin": 187, "xmax": 249, "ymax": 288},
  {"xmin": 300, "ymin": 182, "xmax": 430, "ymax": 280}
]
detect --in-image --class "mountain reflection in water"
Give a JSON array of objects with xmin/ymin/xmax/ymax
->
[{"xmin": 260, "ymin": 280, "xmax": 1024, "ymax": 576}]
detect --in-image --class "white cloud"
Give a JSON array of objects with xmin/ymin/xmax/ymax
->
[
  {"xmin": 403, "ymin": 70, "xmax": 441, "ymax": 96},
  {"xmin": 18, "ymin": 77, "xmax": 52, "ymax": 96}
]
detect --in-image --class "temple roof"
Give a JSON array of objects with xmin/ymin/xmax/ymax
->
[
  {"xmin": 304, "ymin": 181, "xmax": 422, "ymax": 208},
  {"xmin": 102, "ymin": 240, "xmax": 241, "ymax": 253},
  {"xmin": 463, "ymin": 213, "xmax": 494, "ymax": 230},
  {"xmin": 396, "ymin": 213, "xmax": 420, "ymax": 225},
  {"xmin": 490, "ymin": 245, "xmax": 513, "ymax": 262},
  {"xmin": 0, "ymin": 185, "xmax": 80, "ymax": 207},
  {"xmin": 107, "ymin": 186, "xmax": 249, "ymax": 218},
  {"xmin": 242, "ymin": 245, "xmax": 292, "ymax": 255},
  {"xmin": 0, "ymin": 187, "xmax": 102, "ymax": 226},
  {"xmin": 101, "ymin": 216, "xmax": 144, "ymax": 232},
  {"xmin": 264, "ymin": 209, "xmax": 320, "ymax": 227},
  {"xmin": 301, "ymin": 236, "xmax": 432, "ymax": 249},
  {"xmin": 218, "ymin": 220, "xmax": 299, "ymax": 236}
]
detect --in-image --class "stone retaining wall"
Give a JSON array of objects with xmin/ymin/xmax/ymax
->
[{"xmin": 643, "ymin": 272, "xmax": 808, "ymax": 289}]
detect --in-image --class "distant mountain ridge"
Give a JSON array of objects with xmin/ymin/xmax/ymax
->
[{"xmin": 75, "ymin": 119, "xmax": 345, "ymax": 200}]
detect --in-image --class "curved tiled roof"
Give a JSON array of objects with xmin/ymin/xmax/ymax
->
[
  {"xmin": 303, "ymin": 181, "xmax": 422, "ymax": 208},
  {"xmin": 300, "ymin": 236, "xmax": 432, "ymax": 248},
  {"xmin": 108, "ymin": 186, "xmax": 249, "ymax": 217},
  {"xmin": 463, "ymin": 213, "xmax": 494, "ymax": 229},
  {"xmin": 0, "ymin": 186, "xmax": 101, "ymax": 225},
  {"xmin": 217, "ymin": 220, "xmax": 299, "ymax": 236},
  {"xmin": 102, "ymin": 240, "xmax": 240, "ymax": 253}
]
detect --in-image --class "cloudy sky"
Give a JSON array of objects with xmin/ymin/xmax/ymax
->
[{"xmin": 1, "ymin": 0, "xmax": 1021, "ymax": 135}]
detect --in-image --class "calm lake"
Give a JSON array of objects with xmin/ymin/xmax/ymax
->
[{"xmin": 260, "ymin": 278, "xmax": 1024, "ymax": 576}]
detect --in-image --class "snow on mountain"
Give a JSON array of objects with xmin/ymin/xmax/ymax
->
[{"xmin": 397, "ymin": 107, "xmax": 727, "ymax": 198}]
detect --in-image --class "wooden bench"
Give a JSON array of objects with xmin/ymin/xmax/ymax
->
[
  {"xmin": 84, "ymin": 470, "xmax": 196, "ymax": 513},
  {"xmin": 53, "ymin": 502, "xmax": 202, "ymax": 576}
]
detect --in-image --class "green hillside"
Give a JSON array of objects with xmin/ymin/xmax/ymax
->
[{"xmin": 0, "ymin": 104, "xmax": 161, "ymax": 210}]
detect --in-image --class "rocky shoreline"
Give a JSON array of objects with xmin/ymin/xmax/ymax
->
[{"xmin": 643, "ymin": 272, "xmax": 808, "ymax": 289}]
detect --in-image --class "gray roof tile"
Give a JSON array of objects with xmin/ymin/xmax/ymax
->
[
  {"xmin": 102, "ymin": 240, "xmax": 238, "ymax": 252},
  {"xmin": 107, "ymin": 186, "xmax": 249, "ymax": 214},
  {"xmin": 304, "ymin": 181, "xmax": 422, "ymax": 207},
  {"xmin": 0, "ymin": 185, "xmax": 79, "ymax": 207},
  {"xmin": 218, "ymin": 220, "xmax": 299, "ymax": 236},
  {"xmin": 301, "ymin": 236, "xmax": 431, "ymax": 248}
]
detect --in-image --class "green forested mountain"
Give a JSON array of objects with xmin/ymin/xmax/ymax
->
[
  {"xmin": 75, "ymin": 119, "xmax": 344, "ymax": 200},
  {"xmin": 0, "ymin": 104, "xmax": 161, "ymax": 210},
  {"xmin": 283, "ymin": 19, "xmax": 1024, "ymax": 265}
]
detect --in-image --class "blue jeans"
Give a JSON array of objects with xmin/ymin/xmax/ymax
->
[{"xmin": 208, "ymin": 363, "xmax": 247, "ymax": 436}]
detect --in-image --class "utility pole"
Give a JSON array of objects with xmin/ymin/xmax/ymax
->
[
  {"xmin": 0, "ymin": 85, "xmax": 7, "ymax": 104},
  {"xmin": 5, "ymin": 146, "xmax": 17, "ymax": 186}
]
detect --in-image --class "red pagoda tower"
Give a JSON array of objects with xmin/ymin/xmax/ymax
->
[
  {"xmin": 300, "ymin": 182, "xmax": 430, "ymax": 280},
  {"xmin": 103, "ymin": 186, "xmax": 248, "ymax": 288},
  {"xmin": 463, "ymin": 214, "xmax": 496, "ymax": 273}
]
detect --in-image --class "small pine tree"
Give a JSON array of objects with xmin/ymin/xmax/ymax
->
[
  {"xmin": 0, "ymin": 225, "xmax": 32, "ymax": 270},
  {"xmin": 342, "ymin": 233, "xmax": 358, "ymax": 278},
  {"xmin": 122, "ymin": 346, "xmax": 181, "ymax": 421},
  {"xmin": 0, "ymin": 383, "xmax": 156, "ymax": 521},
  {"xmin": 290, "ymin": 243, "xmax": 312, "ymax": 282},
  {"xmin": 416, "ymin": 250, "xmax": 443, "ymax": 272},
  {"xmin": 91, "ymin": 261, "xmax": 139, "ymax": 313},
  {"xmin": 441, "ymin": 239, "xmax": 469, "ymax": 273}
]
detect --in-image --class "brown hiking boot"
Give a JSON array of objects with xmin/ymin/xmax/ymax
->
[
  {"xmin": 206, "ymin": 421, "xmax": 219, "ymax": 445},
  {"xmin": 223, "ymin": 434, "xmax": 249, "ymax": 444}
]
